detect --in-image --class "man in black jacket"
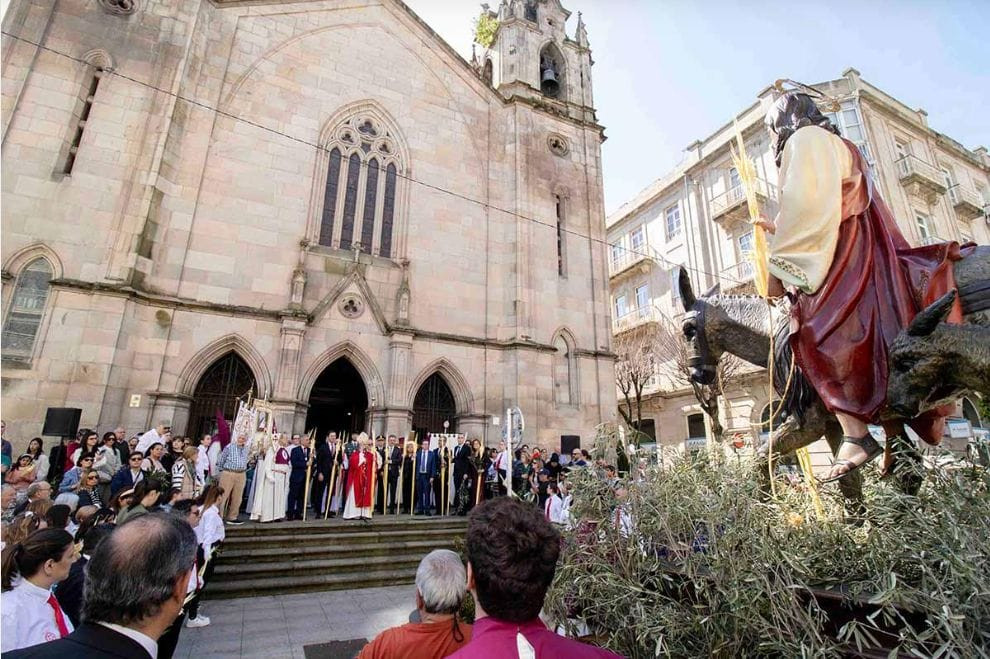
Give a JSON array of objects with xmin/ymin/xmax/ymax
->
[
  {"xmin": 311, "ymin": 433, "xmax": 334, "ymax": 517},
  {"xmin": 56, "ymin": 523, "xmax": 114, "ymax": 627},
  {"xmin": 386, "ymin": 435, "xmax": 402, "ymax": 513},
  {"xmin": 453, "ymin": 436, "xmax": 472, "ymax": 501},
  {"xmin": 286, "ymin": 434, "xmax": 312, "ymax": 520},
  {"xmin": 9, "ymin": 513, "xmax": 198, "ymax": 659}
]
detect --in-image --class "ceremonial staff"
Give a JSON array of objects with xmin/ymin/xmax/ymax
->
[
  {"xmin": 324, "ymin": 437, "xmax": 343, "ymax": 521},
  {"xmin": 408, "ymin": 431, "xmax": 417, "ymax": 518},
  {"xmin": 301, "ymin": 428, "xmax": 316, "ymax": 522},
  {"xmin": 397, "ymin": 439, "xmax": 405, "ymax": 515},
  {"xmin": 440, "ymin": 446, "xmax": 448, "ymax": 516},
  {"xmin": 368, "ymin": 440, "xmax": 376, "ymax": 520},
  {"xmin": 382, "ymin": 439, "xmax": 389, "ymax": 516}
]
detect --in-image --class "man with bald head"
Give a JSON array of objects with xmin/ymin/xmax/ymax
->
[{"xmin": 8, "ymin": 513, "xmax": 198, "ymax": 658}]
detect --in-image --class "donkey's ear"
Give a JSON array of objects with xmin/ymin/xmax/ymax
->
[
  {"xmin": 703, "ymin": 282, "xmax": 721, "ymax": 298},
  {"xmin": 907, "ymin": 290, "xmax": 957, "ymax": 337},
  {"xmin": 677, "ymin": 267, "xmax": 696, "ymax": 312}
]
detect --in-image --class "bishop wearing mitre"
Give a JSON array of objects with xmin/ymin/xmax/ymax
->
[{"xmin": 343, "ymin": 433, "xmax": 379, "ymax": 520}]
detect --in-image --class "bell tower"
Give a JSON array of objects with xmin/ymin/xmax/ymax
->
[{"xmin": 480, "ymin": 0, "xmax": 595, "ymax": 122}]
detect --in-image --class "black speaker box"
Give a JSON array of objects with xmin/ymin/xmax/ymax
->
[
  {"xmin": 42, "ymin": 408, "xmax": 82, "ymax": 438},
  {"xmin": 560, "ymin": 435, "xmax": 580, "ymax": 456}
]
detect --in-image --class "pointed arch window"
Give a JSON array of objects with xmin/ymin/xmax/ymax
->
[
  {"xmin": 316, "ymin": 114, "xmax": 403, "ymax": 258},
  {"xmin": 553, "ymin": 332, "xmax": 578, "ymax": 406},
  {"xmin": 2, "ymin": 258, "xmax": 53, "ymax": 360}
]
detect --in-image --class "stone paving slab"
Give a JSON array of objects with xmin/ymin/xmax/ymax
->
[{"xmin": 174, "ymin": 585, "xmax": 416, "ymax": 658}]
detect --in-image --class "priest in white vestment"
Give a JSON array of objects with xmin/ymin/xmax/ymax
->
[{"xmin": 250, "ymin": 434, "xmax": 291, "ymax": 523}]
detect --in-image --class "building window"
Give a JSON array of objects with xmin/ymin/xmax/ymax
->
[
  {"xmin": 728, "ymin": 167, "xmax": 741, "ymax": 190},
  {"xmin": 687, "ymin": 413, "xmax": 706, "ymax": 439},
  {"xmin": 614, "ymin": 294, "xmax": 628, "ymax": 319},
  {"xmin": 894, "ymin": 138, "xmax": 911, "ymax": 161},
  {"xmin": 610, "ymin": 240, "xmax": 624, "ymax": 268},
  {"xmin": 670, "ymin": 267, "xmax": 681, "ymax": 302},
  {"xmin": 635, "ymin": 284, "xmax": 649, "ymax": 316},
  {"xmin": 63, "ymin": 66, "xmax": 104, "ymax": 175},
  {"xmin": 2, "ymin": 258, "xmax": 53, "ymax": 360},
  {"xmin": 629, "ymin": 226, "xmax": 645, "ymax": 254},
  {"xmin": 941, "ymin": 166, "xmax": 955, "ymax": 189},
  {"xmin": 665, "ymin": 204, "xmax": 682, "ymax": 240},
  {"xmin": 737, "ymin": 230, "xmax": 755, "ymax": 278},
  {"xmin": 825, "ymin": 100, "xmax": 871, "ymax": 163},
  {"xmin": 555, "ymin": 195, "xmax": 566, "ymax": 277},
  {"xmin": 915, "ymin": 211, "xmax": 933, "ymax": 241},
  {"xmin": 316, "ymin": 114, "xmax": 402, "ymax": 258},
  {"xmin": 553, "ymin": 333, "xmax": 576, "ymax": 406}
]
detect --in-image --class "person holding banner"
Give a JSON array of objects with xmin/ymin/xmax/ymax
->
[{"xmin": 343, "ymin": 434, "xmax": 378, "ymax": 521}]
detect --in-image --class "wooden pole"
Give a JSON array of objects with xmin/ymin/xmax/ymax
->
[
  {"xmin": 409, "ymin": 431, "xmax": 417, "ymax": 517},
  {"xmin": 324, "ymin": 438, "xmax": 342, "ymax": 521},
  {"xmin": 368, "ymin": 443, "xmax": 376, "ymax": 520},
  {"xmin": 397, "ymin": 440, "xmax": 405, "ymax": 515},
  {"xmin": 381, "ymin": 440, "xmax": 389, "ymax": 516},
  {"xmin": 441, "ymin": 447, "xmax": 448, "ymax": 516},
  {"xmin": 301, "ymin": 428, "xmax": 315, "ymax": 521}
]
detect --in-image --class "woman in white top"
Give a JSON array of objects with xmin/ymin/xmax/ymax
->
[
  {"xmin": 69, "ymin": 432, "xmax": 100, "ymax": 471},
  {"xmin": 26, "ymin": 438, "xmax": 49, "ymax": 484},
  {"xmin": 186, "ymin": 484, "xmax": 226, "ymax": 629},
  {"xmin": 0, "ymin": 528, "xmax": 78, "ymax": 651}
]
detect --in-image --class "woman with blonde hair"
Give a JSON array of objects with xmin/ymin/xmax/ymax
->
[
  {"xmin": 171, "ymin": 446, "xmax": 204, "ymax": 500},
  {"xmin": 75, "ymin": 469, "xmax": 103, "ymax": 509}
]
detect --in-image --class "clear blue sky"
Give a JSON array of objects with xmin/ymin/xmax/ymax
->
[{"xmin": 405, "ymin": 0, "xmax": 990, "ymax": 214}]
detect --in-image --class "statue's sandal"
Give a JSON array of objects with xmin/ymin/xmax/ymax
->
[{"xmin": 818, "ymin": 434, "xmax": 883, "ymax": 484}]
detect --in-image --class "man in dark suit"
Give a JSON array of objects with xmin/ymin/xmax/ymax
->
[
  {"xmin": 374, "ymin": 436, "xmax": 387, "ymax": 512},
  {"xmin": 413, "ymin": 438, "xmax": 438, "ymax": 516},
  {"xmin": 9, "ymin": 513, "xmax": 197, "ymax": 659},
  {"xmin": 56, "ymin": 523, "xmax": 114, "ymax": 627},
  {"xmin": 311, "ymin": 433, "xmax": 334, "ymax": 516},
  {"xmin": 432, "ymin": 437, "xmax": 453, "ymax": 515},
  {"xmin": 453, "ymin": 436, "xmax": 471, "ymax": 501},
  {"xmin": 286, "ymin": 434, "xmax": 312, "ymax": 520},
  {"xmin": 386, "ymin": 435, "xmax": 402, "ymax": 513},
  {"xmin": 109, "ymin": 451, "xmax": 145, "ymax": 497}
]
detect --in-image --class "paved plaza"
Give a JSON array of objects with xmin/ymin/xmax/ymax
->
[{"xmin": 174, "ymin": 585, "xmax": 416, "ymax": 658}]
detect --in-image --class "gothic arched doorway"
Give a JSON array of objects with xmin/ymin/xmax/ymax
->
[
  {"xmin": 188, "ymin": 352, "xmax": 257, "ymax": 441},
  {"xmin": 412, "ymin": 373, "xmax": 457, "ymax": 437},
  {"xmin": 305, "ymin": 358, "xmax": 368, "ymax": 438}
]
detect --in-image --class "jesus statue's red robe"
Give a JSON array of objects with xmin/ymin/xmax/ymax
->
[{"xmin": 343, "ymin": 449, "xmax": 375, "ymax": 519}]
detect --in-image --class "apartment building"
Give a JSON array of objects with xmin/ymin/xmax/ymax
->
[{"xmin": 608, "ymin": 68, "xmax": 990, "ymax": 455}]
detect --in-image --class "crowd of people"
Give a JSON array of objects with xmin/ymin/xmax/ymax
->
[
  {"xmin": 2, "ymin": 418, "xmax": 628, "ymax": 658},
  {"xmin": 1, "ymin": 420, "xmax": 229, "ymax": 657}
]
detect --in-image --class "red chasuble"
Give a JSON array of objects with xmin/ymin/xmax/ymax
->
[
  {"xmin": 347, "ymin": 450, "xmax": 375, "ymax": 507},
  {"xmin": 790, "ymin": 141, "xmax": 971, "ymax": 444}
]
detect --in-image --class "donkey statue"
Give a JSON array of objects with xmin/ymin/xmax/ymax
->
[{"xmin": 674, "ymin": 244, "xmax": 989, "ymax": 504}]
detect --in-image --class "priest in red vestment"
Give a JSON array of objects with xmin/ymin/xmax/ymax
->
[
  {"xmin": 343, "ymin": 433, "xmax": 378, "ymax": 520},
  {"xmin": 763, "ymin": 91, "xmax": 970, "ymax": 483}
]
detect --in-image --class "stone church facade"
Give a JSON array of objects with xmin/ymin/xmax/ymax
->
[{"xmin": 1, "ymin": 0, "xmax": 616, "ymax": 448}]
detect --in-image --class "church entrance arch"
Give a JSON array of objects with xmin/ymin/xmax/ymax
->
[
  {"xmin": 412, "ymin": 373, "xmax": 457, "ymax": 437},
  {"xmin": 305, "ymin": 357, "xmax": 368, "ymax": 439},
  {"xmin": 188, "ymin": 352, "xmax": 257, "ymax": 441}
]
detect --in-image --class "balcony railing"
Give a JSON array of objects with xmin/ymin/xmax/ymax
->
[
  {"xmin": 609, "ymin": 245, "xmax": 661, "ymax": 279},
  {"xmin": 895, "ymin": 155, "xmax": 947, "ymax": 201},
  {"xmin": 719, "ymin": 260, "xmax": 755, "ymax": 292},
  {"xmin": 918, "ymin": 234, "xmax": 946, "ymax": 247},
  {"xmin": 613, "ymin": 305, "xmax": 663, "ymax": 333},
  {"xmin": 947, "ymin": 184, "xmax": 986, "ymax": 222},
  {"xmin": 709, "ymin": 180, "xmax": 775, "ymax": 224}
]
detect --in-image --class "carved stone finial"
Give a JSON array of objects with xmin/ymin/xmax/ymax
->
[{"xmin": 576, "ymin": 11, "xmax": 589, "ymax": 47}]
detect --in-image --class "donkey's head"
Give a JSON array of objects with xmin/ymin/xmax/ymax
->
[
  {"xmin": 676, "ymin": 268, "xmax": 722, "ymax": 385},
  {"xmin": 887, "ymin": 290, "xmax": 961, "ymax": 417}
]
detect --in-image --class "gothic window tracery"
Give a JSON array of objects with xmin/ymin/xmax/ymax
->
[
  {"xmin": 1, "ymin": 258, "xmax": 53, "ymax": 361},
  {"xmin": 317, "ymin": 114, "xmax": 402, "ymax": 258}
]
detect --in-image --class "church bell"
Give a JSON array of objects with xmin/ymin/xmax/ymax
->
[{"xmin": 541, "ymin": 67, "xmax": 559, "ymax": 97}]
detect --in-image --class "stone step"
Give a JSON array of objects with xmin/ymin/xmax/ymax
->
[
  {"xmin": 204, "ymin": 567, "xmax": 417, "ymax": 600},
  {"xmin": 221, "ymin": 527, "xmax": 464, "ymax": 550},
  {"xmin": 219, "ymin": 538, "xmax": 452, "ymax": 563},
  {"xmin": 214, "ymin": 550, "xmax": 440, "ymax": 581},
  {"xmin": 223, "ymin": 517, "xmax": 467, "ymax": 538}
]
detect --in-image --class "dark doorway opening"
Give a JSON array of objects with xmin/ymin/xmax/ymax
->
[
  {"xmin": 188, "ymin": 352, "xmax": 256, "ymax": 441},
  {"xmin": 305, "ymin": 358, "xmax": 368, "ymax": 439},
  {"xmin": 412, "ymin": 373, "xmax": 456, "ymax": 438}
]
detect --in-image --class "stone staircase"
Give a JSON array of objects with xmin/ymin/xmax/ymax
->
[{"xmin": 205, "ymin": 516, "xmax": 468, "ymax": 599}]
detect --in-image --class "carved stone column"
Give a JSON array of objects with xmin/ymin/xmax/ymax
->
[
  {"xmin": 273, "ymin": 314, "xmax": 307, "ymax": 434},
  {"xmin": 387, "ymin": 331, "xmax": 414, "ymax": 407}
]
